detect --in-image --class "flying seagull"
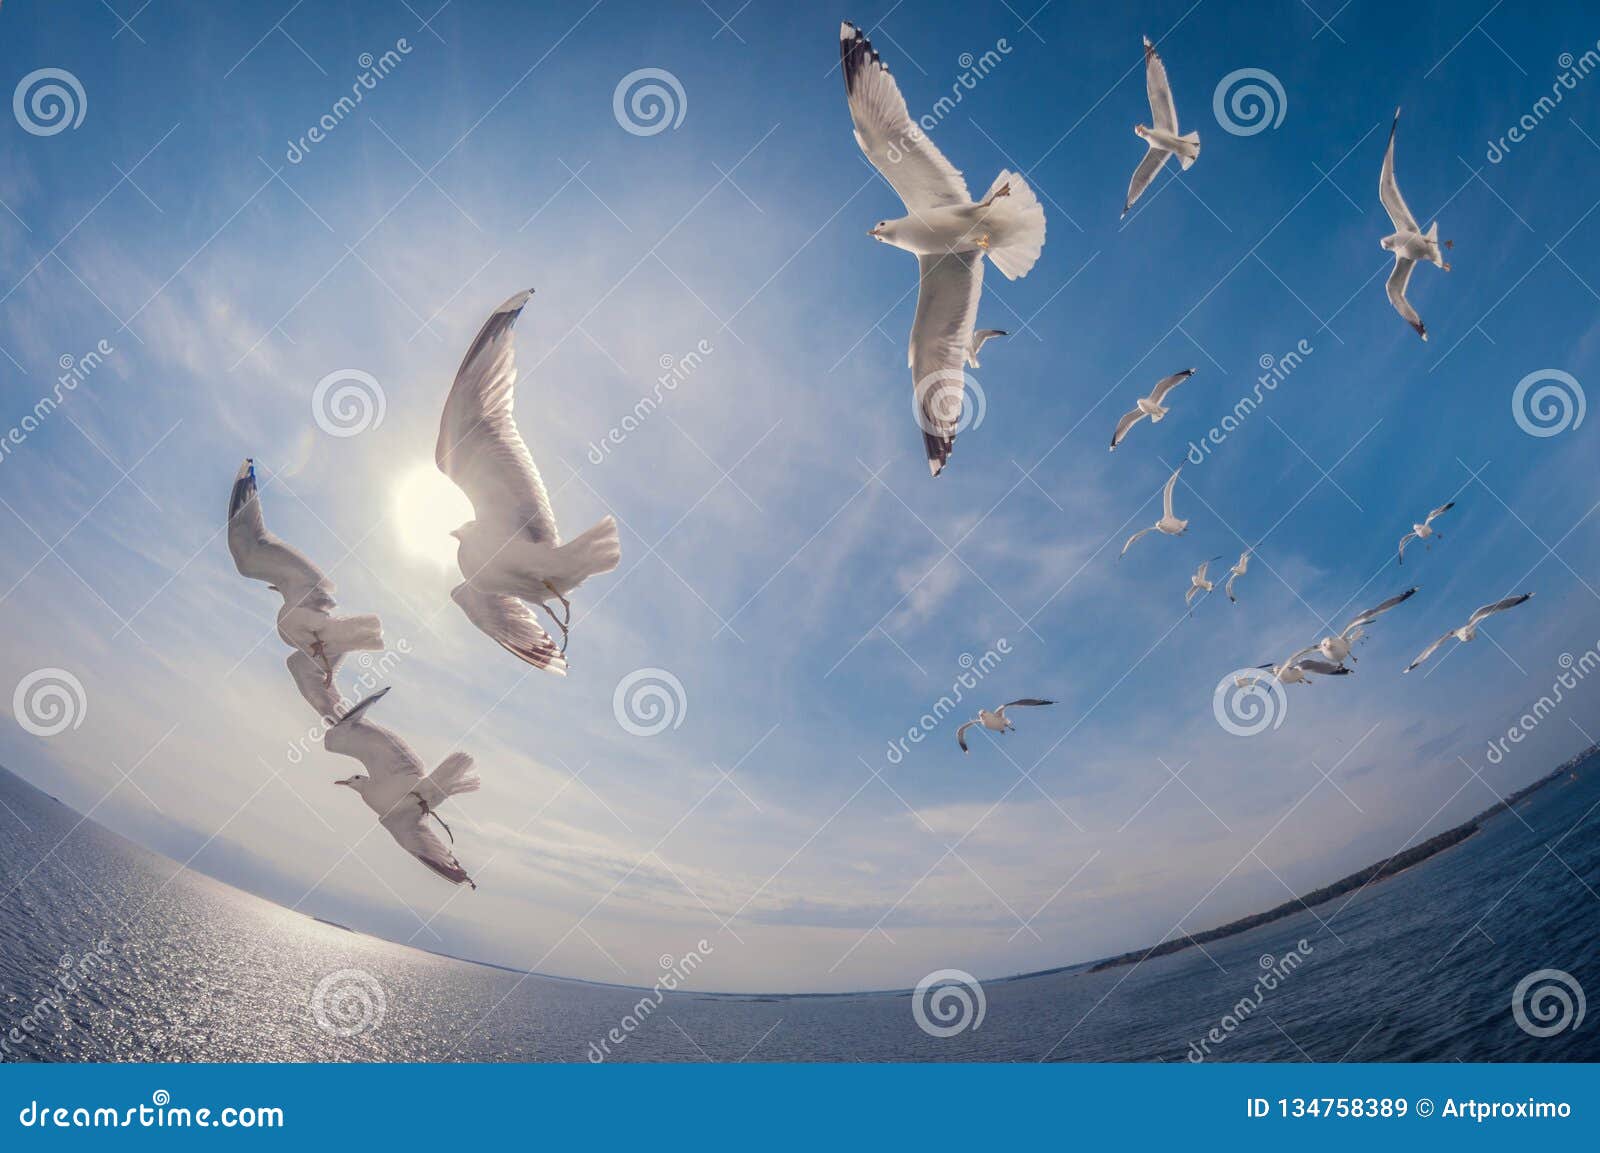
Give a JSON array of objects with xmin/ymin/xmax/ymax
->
[
  {"xmin": 1312, "ymin": 586, "xmax": 1419, "ymax": 666},
  {"xmin": 437, "ymin": 292, "xmax": 621, "ymax": 673},
  {"xmin": 1224, "ymin": 550, "xmax": 1251, "ymax": 603},
  {"xmin": 841, "ymin": 21, "xmax": 1047, "ymax": 476},
  {"xmin": 326, "ymin": 688, "xmax": 481, "ymax": 889},
  {"xmin": 1405, "ymin": 593, "xmax": 1533, "ymax": 672},
  {"xmin": 1248, "ymin": 654, "xmax": 1351, "ymax": 686},
  {"xmin": 956, "ymin": 699, "xmax": 1055, "ymax": 753},
  {"xmin": 1380, "ymin": 108, "xmax": 1452, "ymax": 341},
  {"xmin": 1123, "ymin": 36, "xmax": 1201, "ymax": 217},
  {"xmin": 1120, "ymin": 466, "xmax": 1190, "ymax": 557},
  {"xmin": 227, "ymin": 459, "xmax": 383, "ymax": 686},
  {"xmin": 1110, "ymin": 368, "xmax": 1195, "ymax": 450},
  {"xmin": 1398, "ymin": 501, "xmax": 1455, "ymax": 564},
  {"xmin": 967, "ymin": 328, "xmax": 1007, "ymax": 368},
  {"xmin": 1186, "ymin": 556, "xmax": 1221, "ymax": 608}
]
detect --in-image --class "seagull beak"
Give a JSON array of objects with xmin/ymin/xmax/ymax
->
[{"xmin": 868, "ymin": 226, "xmax": 883, "ymax": 238}]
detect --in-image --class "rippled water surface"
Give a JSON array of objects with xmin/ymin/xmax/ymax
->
[{"xmin": 2, "ymin": 763, "xmax": 1597, "ymax": 1062}]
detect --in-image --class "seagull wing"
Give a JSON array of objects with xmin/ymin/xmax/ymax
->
[
  {"xmin": 1149, "ymin": 368, "xmax": 1195, "ymax": 405},
  {"xmin": 1110, "ymin": 407, "xmax": 1148, "ymax": 450},
  {"xmin": 324, "ymin": 696, "xmax": 425, "ymax": 784},
  {"xmin": 1386, "ymin": 256, "xmax": 1426, "ymax": 340},
  {"xmin": 1286, "ymin": 645, "xmax": 1321, "ymax": 666},
  {"xmin": 1379, "ymin": 109, "xmax": 1420, "ymax": 233},
  {"xmin": 1406, "ymin": 632, "xmax": 1454, "ymax": 672},
  {"xmin": 436, "ymin": 291, "xmax": 561, "ymax": 545},
  {"xmin": 1297, "ymin": 658, "xmax": 1351, "ymax": 677},
  {"xmin": 967, "ymin": 328, "xmax": 1007, "ymax": 367},
  {"xmin": 1225, "ymin": 571, "xmax": 1241, "ymax": 603},
  {"xmin": 450, "ymin": 584, "xmax": 567, "ymax": 674},
  {"xmin": 1123, "ymin": 146, "xmax": 1170, "ymax": 217},
  {"xmin": 226, "ymin": 461, "xmax": 331, "ymax": 608},
  {"xmin": 911, "ymin": 250, "xmax": 985, "ymax": 476},
  {"xmin": 1467, "ymin": 593, "xmax": 1533, "ymax": 627},
  {"xmin": 287, "ymin": 650, "xmax": 344, "ymax": 724},
  {"xmin": 1120, "ymin": 526, "xmax": 1155, "ymax": 558},
  {"xmin": 1143, "ymin": 37, "xmax": 1179, "ymax": 133},
  {"xmin": 1161, "ymin": 466, "xmax": 1182, "ymax": 520},
  {"xmin": 1397, "ymin": 529, "xmax": 1419, "ymax": 563},
  {"xmin": 1001, "ymin": 698, "xmax": 1055, "ymax": 709},
  {"xmin": 1344, "ymin": 586, "xmax": 1419, "ymax": 637},
  {"xmin": 956, "ymin": 720, "xmax": 977, "ymax": 753},
  {"xmin": 1195, "ymin": 560, "xmax": 1211, "ymax": 581},
  {"xmin": 1424, "ymin": 500, "xmax": 1455, "ymax": 526},
  {"xmin": 381, "ymin": 804, "xmax": 476, "ymax": 888},
  {"xmin": 840, "ymin": 22, "xmax": 970, "ymax": 211}
]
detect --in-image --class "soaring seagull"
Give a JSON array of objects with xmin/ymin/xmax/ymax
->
[
  {"xmin": 1405, "ymin": 594, "xmax": 1533, "ymax": 672},
  {"xmin": 1311, "ymin": 586, "xmax": 1419, "ymax": 666},
  {"xmin": 1121, "ymin": 466, "xmax": 1190, "ymax": 557},
  {"xmin": 1110, "ymin": 368, "xmax": 1196, "ymax": 450},
  {"xmin": 956, "ymin": 699, "xmax": 1055, "ymax": 753},
  {"xmin": 326, "ymin": 688, "xmax": 481, "ymax": 888},
  {"xmin": 1224, "ymin": 550, "xmax": 1251, "ymax": 603},
  {"xmin": 841, "ymin": 20, "xmax": 1047, "ymax": 476},
  {"xmin": 1398, "ymin": 501, "xmax": 1455, "ymax": 564},
  {"xmin": 227, "ymin": 459, "xmax": 383, "ymax": 687},
  {"xmin": 437, "ymin": 292, "xmax": 621, "ymax": 673},
  {"xmin": 1123, "ymin": 36, "xmax": 1201, "ymax": 217},
  {"xmin": 1380, "ymin": 108, "xmax": 1452, "ymax": 341}
]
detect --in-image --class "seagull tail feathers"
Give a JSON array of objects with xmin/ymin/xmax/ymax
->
[
  {"xmin": 979, "ymin": 170, "xmax": 1046, "ymax": 281},
  {"xmin": 321, "ymin": 613, "xmax": 384, "ymax": 656},
  {"xmin": 552, "ymin": 515, "xmax": 622, "ymax": 587},
  {"xmin": 425, "ymin": 752, "xmax": 480, "ymax": 801},
  {"xmin": 1177, "ymin": 130, "xmax": 1201, "ymax": 170}
]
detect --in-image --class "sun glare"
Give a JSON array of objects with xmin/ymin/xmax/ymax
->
[{"xmin": 392, "ymin": 460, "xmax": 473, "ymax": 568}]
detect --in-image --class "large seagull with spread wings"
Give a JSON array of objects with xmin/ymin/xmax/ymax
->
[{"xmin": 840, "ymin": 21, "xmax": 1047, "ymax": 476}]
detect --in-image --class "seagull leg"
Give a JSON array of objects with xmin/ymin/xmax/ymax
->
[
  {"xmin": 311, "ymin": 640, "xmax": 333, "ymax": 687},
  {"xmin": 537, "ymin": 601, "xmax": 570, "ymax": 655},
  {"xmin": 419, "ymin": 800, "xmax": 454, "ymax": 845}
]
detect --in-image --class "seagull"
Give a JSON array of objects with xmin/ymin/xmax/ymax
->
[
  {"xmin": 1398, "ymin": 501, "xmax": 1455, "ymax": 564},
  {"xmin": 967, "ymin": 329, "xmax": 1007, "ymax": 368},
  {"xmin": 1224, "ymin": 550, "xmax": 1251, "ymax": 603},
  {"xmin": 956, "ymin": 699, "xmax": 1055, "ymax": 753},
  {"xmin": 227, "ymin": 460, "xmax": 384, "ymax": 687},
  {"xmin": 1311, "ymin": 586, "xmax": 1419, "ymax": 666},
  {"xmin": 1249, "ymin": 654, "xmax": 1351, "ymax": 686},
  {"xmin": 1120, "ymin": 467, "xmax": 1189, "ymax": 557},
  {"xmin": 287, "ymin": 650, "xmax": 347, "ymax": 726},
  {"xmin": 1186, "ymin": 556, "xmax": 1221, "ymax": 608},
  {"xmin": 438, "ymin": 292, "xmax": 622, "ymax": 673},
  {"xmin": 1110, "ymin": 368, "xmax": 1195, "ymax": 450},
  {"xmin": 1123, "ymin": 36, "xmax": 1201, "ymax": 217},
  {"xmin": 1405, "ymin": 594, "xmax": 1533, "ymax": 672},
  {"xmin": 1380, "ymin": 108, "xmax": 1452, "ymax": 341},
  {"xmin": 841, "ymin": 21, "xmax": 1047, "ymax": 476},
  {"xmin": 326, "ymin": 688, "xmax": 481, "ymax": 889}
]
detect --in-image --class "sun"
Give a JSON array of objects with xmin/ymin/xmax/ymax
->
[{"xmin": 392, "ymin": 460, "xmax": 473, "ymax": 568}]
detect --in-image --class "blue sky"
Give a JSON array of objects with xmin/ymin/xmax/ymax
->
[{"xmin": 2, "ymin": 0, "xmax": 1599, "ymax": 993}]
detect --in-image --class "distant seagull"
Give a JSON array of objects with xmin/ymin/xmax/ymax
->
[
  {"xmin": 1224, "ymin": 550, "xmax": 1251, "ymax": 603},
  {"xmin": 1110, "ymin": 368, "xmax": 1195, "ymax": 450},
  {"xmin": 956, "ymin": 699, "xmax": 1055, "ymax": 753},
  {"xmin": 1380, "ymin": 108, "xmax": 1452, "ymax": 341},
  {"xmin": 1405, "ymin": 593, "xmax": 1533, "ymax": 672},
  {"xmin": 967, "ymin": 329, "xmax": 1007, "ymax": 368},
  {"xmin": 326, "ymin": 688, "xmax": 481, "ymax": 888},
  {"xmin": 1123, "ymin": 36, "xmax": 1201, "ymax": 217},
  {"xmin": 1312, "ymin": 586, "xmax": 1419, "ymax": 666},
  {"xmin": 437, "ymin": 292, "xmax": 621, "ymax": 673},
  {"xmin": 227, "ymin": 460, "xmax": 383, "ymax": 686},
  {"xmin": 1398, "ymin": 501, "xmax": 1455, "ymax": 564},
  {"xmin": 1186, "ymin": 556, "xmax": 1221, "ymax": 608},
  {"xmin": 841, "ymin": 21, "xmax": 1047, "ymax": 476},
  {"xmin": 1120, "ymin": 467, "xmax": 1189, "ymax": 557}
]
